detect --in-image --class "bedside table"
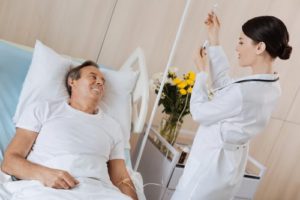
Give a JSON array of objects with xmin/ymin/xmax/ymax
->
[
  {"xmin": 134, "ymin": 127, "xmax": 266, "ymax": 200},
  {"xmin": 134, "ymin": 127, "xmax": 181, "ymax": 200},
  {"xmin": 160, "ymin": 164, "xmax": 184, "ymax": 200}
]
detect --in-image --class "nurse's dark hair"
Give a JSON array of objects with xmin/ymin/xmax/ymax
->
[
  {"xmin": 65, "ymin": 60, "xmax": 99, "ymax": 96},
  {"xmin": 242, "ymin": 16, "xmax": 292, "ymax": 60}
]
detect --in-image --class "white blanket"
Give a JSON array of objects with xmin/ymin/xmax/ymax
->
[
  {"xmin": 0, "ymin": 177, "xmax": 133, "ymax": 200},
  {"xmin": 0, "ymin": 158, "xmax": 146, "ymax": 200}
]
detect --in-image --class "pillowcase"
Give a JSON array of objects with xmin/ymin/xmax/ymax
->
[
  {"xmin": 13, "ymin": 40, "xmax": 138, "ymax": 148},
  {"xmin": 13, "ymin": 41, "xmax": 72, "ymax": 123},
  {"xmin": 100, "ymin": 68, "xmax": 138, "ymax": 148}
]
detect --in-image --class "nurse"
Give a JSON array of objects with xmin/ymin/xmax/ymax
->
[{"xmin": 171, "ymin": 12, "xmax": 292, "ymax": 200}]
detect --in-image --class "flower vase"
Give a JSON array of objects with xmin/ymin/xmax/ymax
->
[{"xmin": 155, "ymin": 114, "xmax": 182, "ymax": 155}]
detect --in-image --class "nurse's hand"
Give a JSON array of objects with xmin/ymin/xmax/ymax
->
[
  {"xmin": 194, "ymin": 47, "xmax": 208, "ymax": 72},
  {"xmin": 204, "ymin": 11, "xmax": 220, "ymax": 46}
]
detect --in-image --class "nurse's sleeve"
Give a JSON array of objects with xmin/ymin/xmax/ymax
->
[
  {"xmin": 190, "ymin": 72, "xmax": 242, "ymax": 126},
  {"xmin": 207, "ymin": 46, "xmax": 233, "ymax": 89}
]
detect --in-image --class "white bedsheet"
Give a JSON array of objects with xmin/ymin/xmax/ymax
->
[
  {"xmin": 0, "ymin": 158, "xmax": 146, "ymax": 200},
  {"xmin": 0, "ymin": 177, "xmax": 134, "ymax": 200}
]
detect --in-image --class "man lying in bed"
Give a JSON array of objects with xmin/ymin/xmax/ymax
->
[{"xmin": 1, "ymin": 61, "xmax": 138, "ymax": 200}]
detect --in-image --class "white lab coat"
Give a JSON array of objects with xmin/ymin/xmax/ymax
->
[{"xmin": 171, "ymin": 46, "xmax": 281, "ymax": 200}]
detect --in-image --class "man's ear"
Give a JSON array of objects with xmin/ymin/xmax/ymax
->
[
  {"xmin": 256, "ymin": 42, "xmax": 266, "ymax": 55},
  {"xmin": 68, "ymin": 77, "xmax": 75, "ymax": 88}
]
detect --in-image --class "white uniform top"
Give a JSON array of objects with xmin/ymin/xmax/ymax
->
[
  {"xmin": 172, "ymin": 46, "xmax": 281, "ymax": 200},
  {"xmin": 16, "ymin": 100, "xmax": 125, "ymax": 184}
]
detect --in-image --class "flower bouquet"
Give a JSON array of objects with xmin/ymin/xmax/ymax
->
[{"xmin": 150, "ymin": 68, "xmax": 196, "ymax": 147}]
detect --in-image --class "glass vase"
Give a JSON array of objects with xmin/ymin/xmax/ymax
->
[
  {"xmin": 155, "ymin": 114, "xmax": 182, "ymax": 157},
  {"xmin": 159, "ymin": 114, "xmax": 182, "ymax": 146}
]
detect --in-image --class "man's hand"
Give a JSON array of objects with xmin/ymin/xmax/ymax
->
[
  {"xmin": 1, "ymin": 128, "xmax": 79, "ymax": 190},
  {"xmin": 40, "ymin": 168, "xmax": 79, "ymax": 189}
]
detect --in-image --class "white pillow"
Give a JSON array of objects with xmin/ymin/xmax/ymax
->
[
  {"xmin": 13, "ymin": 40, "xmax": 138, "ymax": 148},
  {"xmin": 13, "ymin": 40, "xmax": 72, "ymax": 122},
  {"xmin": 100, "ymin": 69, "xmax": 138, "ymax": 148}
]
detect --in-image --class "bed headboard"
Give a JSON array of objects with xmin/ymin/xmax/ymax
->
[
  {"xmin": 0, "ymin": 39, "xmax": 33, "ymax": 159},
  {"xmin": 120, "ymin": 48, "xmax": 149, "ymax": 134}
]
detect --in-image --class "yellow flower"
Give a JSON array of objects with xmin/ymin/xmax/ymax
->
[
  {"xmin": 186, "ymin": 79, "xmax": 194, "ymax": 86},
  {"xmin": 177, "ymin": 81, "xmax": 187, "ymax": 89},
  {"xmin": 179, "ymin": 89, "xmax": 187, "ymax": 95},
  {"xmin": 187, "ymin": 87, "xmax": 193, "ymax": 93},
  {"xmin": 172, "ymin": 78, "xmax": 182, "ymax": 85},
  {"xmin": 187, "ymin": 71, "xmax": 196, "ymax": 81}
]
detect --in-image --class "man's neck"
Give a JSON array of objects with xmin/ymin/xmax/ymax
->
[{"xmin": 69, "ymin": 98, "xmax": 99, "ymax": 114}]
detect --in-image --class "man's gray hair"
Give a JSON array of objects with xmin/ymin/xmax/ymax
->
[{"xmin": 65, "ymin": 60, "xmax": 99, "ymax": 96}]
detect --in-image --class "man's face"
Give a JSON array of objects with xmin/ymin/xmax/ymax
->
[{"xmin": 71, "ymin": 66, "xmax": 105, "ymax": 101}]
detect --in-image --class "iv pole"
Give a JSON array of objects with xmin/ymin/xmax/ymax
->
[{"xmin": 134, "ymin": 0, "xmax": 192, "ymax": 171}]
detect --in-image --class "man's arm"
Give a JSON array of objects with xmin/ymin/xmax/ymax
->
[
  {"xmin": 108, "ymin": 159, "xmax": 138, "ymax": 200},
  {"xmin": 1, "ymin": 128, "xmax": 79, "ymax": 189}
]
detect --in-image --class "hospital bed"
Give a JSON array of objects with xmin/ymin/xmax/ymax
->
[{"xmin": 0, "ymin": 39, "xmax": 149, "ymax": 199}]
